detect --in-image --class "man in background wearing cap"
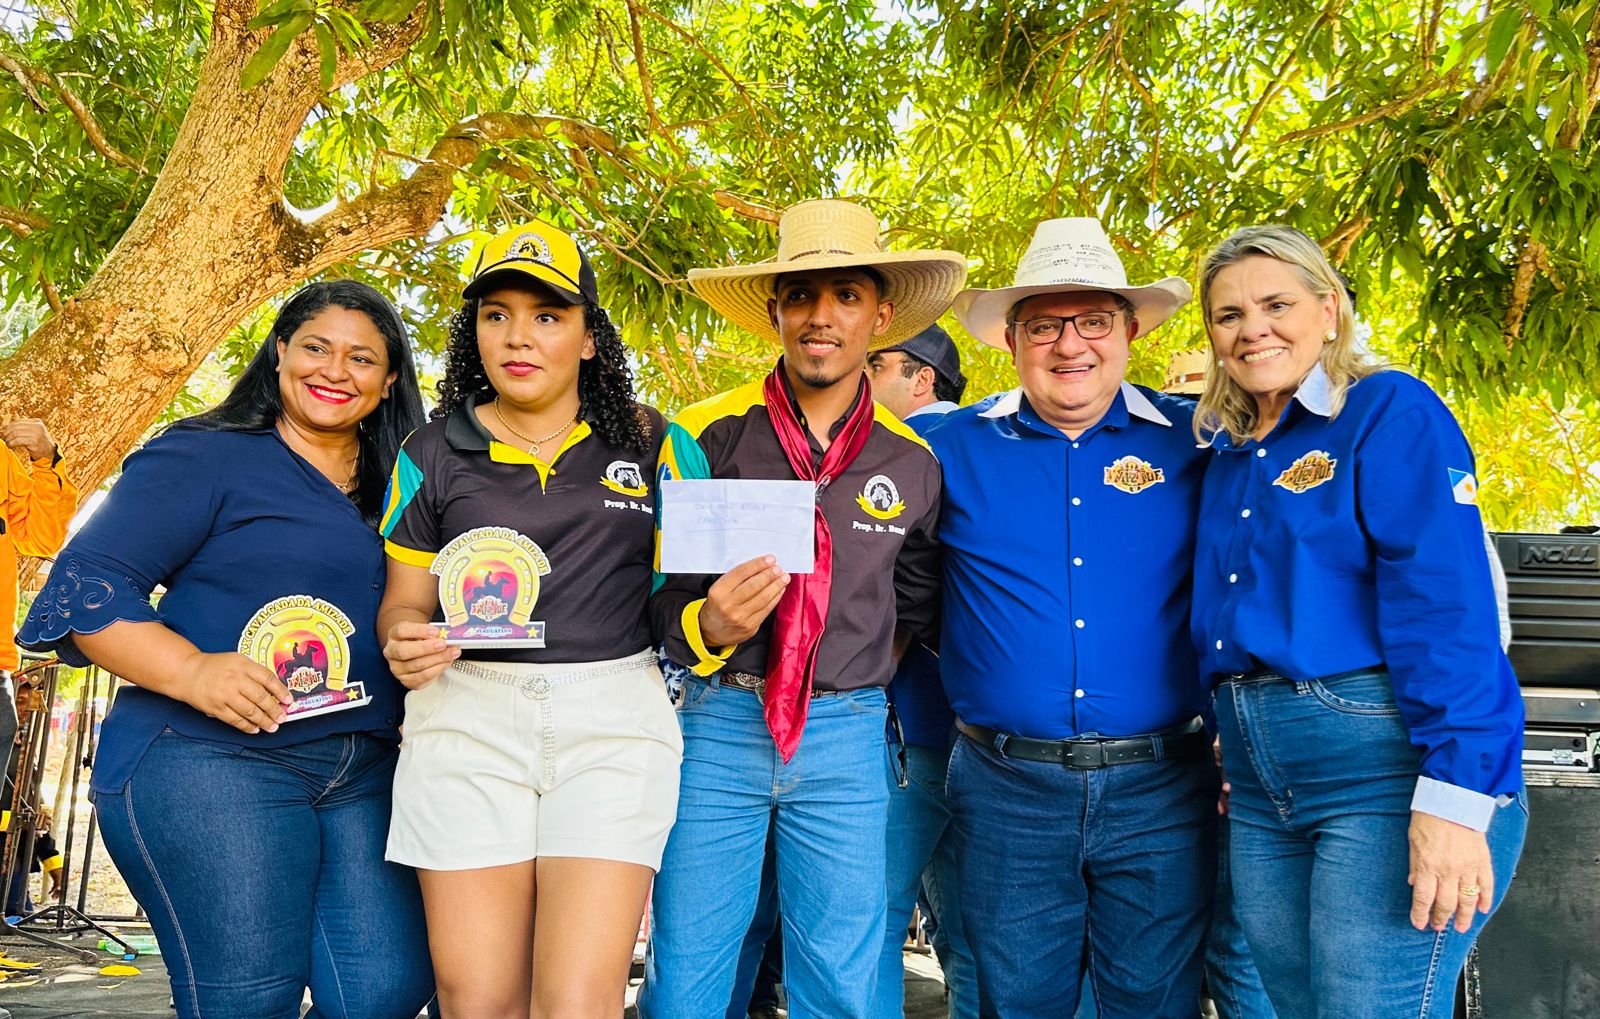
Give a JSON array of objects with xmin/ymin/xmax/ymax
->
[
  {"xmin": 865, "ymin": 324, "xmax": 979, "ymax": 1019},
  {"xmin": 638, "ymin": 200, "xmax": 964, "ymax": 1019},
  {"xmin": 929, "ymin": 219, "xmax": 1219, "ymax": 1018}
]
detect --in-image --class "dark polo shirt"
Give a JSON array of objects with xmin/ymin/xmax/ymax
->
[
  {"xmin": 650, "ymin": 375, "xmax": 942, "ymax": 692},
  {"xmin": 381, "ymin": 394, "xmax": 665, "ymax": 664}
]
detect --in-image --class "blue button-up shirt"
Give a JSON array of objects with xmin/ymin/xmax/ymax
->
[
  {"xmin": 18, "ymin": 428, "xmax": 403, "ymax": 794},
  {"xmin": 927, "ymin": 383, "xmax": 1209, "ymax": 739},
  {"xmin": 1191, "ymin": 365, "xmax": 1523, "ymax": 829}
]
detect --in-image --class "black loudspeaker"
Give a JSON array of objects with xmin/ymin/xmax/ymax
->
[
  {"xmin": 1494, "ymin": 531, "xmax": 1600, "ymax": 688},
  {"xmin": 1472, "ymin": 777, "xmax": 1600, "ymax": 1017}
]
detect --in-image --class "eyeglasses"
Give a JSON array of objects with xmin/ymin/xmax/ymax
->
[{"xmin": 1010, "ymin": 311, "xmax": 1122, "ymax": 344}]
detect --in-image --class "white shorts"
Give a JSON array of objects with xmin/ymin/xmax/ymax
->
[{"xmin": 386, "ymin": 650, "xmax": 683, "ymax": 871}]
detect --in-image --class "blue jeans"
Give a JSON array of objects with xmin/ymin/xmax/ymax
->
[
  {"xmin": 93, "ymin": 729, "xmax": 433, "ymax": 1019},
  {"xmin": 639, "ymin": 677, "xmax": 890, "ymax": 1019},
  {"xmin": 946, "ymin": 732, "xmax": 1218, "ymax": 1019},
  {"xmin": 727, "ymin": 826, "xmax": 782, "ymax": 1018},
  {"xmin": 1205, "ymin": 820, "xmax": 1276, "ymax": 1019},
  {"xmin": 1215, "ymin": 669, "xmax": 1529, "ymax": 1019},
  {"xmin": 877, "ymin": 741, "xmax": 978, "ymax": 1019}
]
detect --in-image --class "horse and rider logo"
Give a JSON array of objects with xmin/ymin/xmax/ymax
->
[
  {"xmin": 857, "ymin": 474, "xmax": 906, "ymax": 520},
  {"xmin": 238, "ymin": 596, "xmax": 369, "ymax": 719},
  {"xmin": 431, "ymin": 526, "xmax": 551, "ymax": 648},
  {"xmin": 1274, "ymin": 450, "xmax": 1338, "ymax": 494},
  {"xmin": 601, "ymin": 459, "xmax": 649, "ymax": 497},
  {"xmin": 1103, "ymin": 456, "xmax": 1165, "ymax": 494},
  {"xmin": 508, "ymin": 231, "xmax": 553, "ymax": 265}
]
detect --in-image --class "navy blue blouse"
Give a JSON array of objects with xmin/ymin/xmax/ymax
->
[{"xmin": 19, "ymin": 428, "xmax": 403, "ymax": 793}]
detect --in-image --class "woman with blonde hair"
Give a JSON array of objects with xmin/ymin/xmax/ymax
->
[{"xmin": 1189, "ymin": 225, "xmax": 1526, "ymax": 1018}]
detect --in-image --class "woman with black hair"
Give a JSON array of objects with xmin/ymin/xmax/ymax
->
[
  {"xmin": 19, "ymin": 280, "xmax": 434, "ymax": 1019},
  {"xmin": 377, "ymin": 220, "xmax": 679, "ymax": 1018}
]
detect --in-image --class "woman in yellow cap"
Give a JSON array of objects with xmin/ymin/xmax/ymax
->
[{"xmin": 376, "ymin": 221, "xmax": 680, "ymax": 1017}]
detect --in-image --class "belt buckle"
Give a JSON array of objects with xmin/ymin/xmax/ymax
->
[
  {"xmin": 520, "ymin": 675, "xmax": 551, "ymax": 699},
  {"xmin": 1064, "ymin": 741, "xmax": 1104, "ymax": 770}
]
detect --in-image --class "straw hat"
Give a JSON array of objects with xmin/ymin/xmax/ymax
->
[
  {"xmin": 955, "ymin": 218, "xmax": 1191, "ymax": 350},
  {"xmin": 1163, "ymin": 347, "xmax": 1210, "ymax": 395},
  {"xmin": 687, "ymin": 199, "xmax": 967, "ymax": 350}
]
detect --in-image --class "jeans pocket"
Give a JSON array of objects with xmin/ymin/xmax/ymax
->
[
  {"xmin": 680, "ymin": 675, "xmax": 715, "ymax": 711},
  {"xmin": 1307, "ymin": 669, "xmax": 1401, "ymax": 716},
  {"xmin": 844, "ymin": 687, "xmax": 888, "ymax": 714}
]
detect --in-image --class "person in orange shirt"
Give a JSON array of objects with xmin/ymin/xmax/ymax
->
[{"xmin": 1, "ymin": 418, "xmax": 78, "ymax": 766}]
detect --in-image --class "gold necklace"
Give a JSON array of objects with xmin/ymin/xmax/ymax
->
[
  {"xmin": 278, "ymin": 425, "xmax": 358, "ymax": 494},
  {"xmin": 492, "ymin": 398, "xmax": 575, "ymax": 456}
]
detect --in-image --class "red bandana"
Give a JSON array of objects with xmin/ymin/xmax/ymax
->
[{"xmin": 760, "ymin": 363, "xmax": 876, "ymax": 761}]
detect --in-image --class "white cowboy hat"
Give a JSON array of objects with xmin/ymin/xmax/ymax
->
[
  {"xmin": 688, "ymin": 199, "xmax": 967, "ymax": 350},
  {"xmin": 954, "ymin": 218, "xmax": 1192, "ymax": 350}
]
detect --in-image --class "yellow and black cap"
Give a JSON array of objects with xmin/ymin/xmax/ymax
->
[{"xmin": 461, "ymin": 219, "xmax": 599, "ymax": 306}]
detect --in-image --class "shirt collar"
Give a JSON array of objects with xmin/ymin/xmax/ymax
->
[
  {"xmin": 445, "ymin": 391, "xmax": 596, "ymax": 453},
  {"xmin": 1293, "ymin": 362, "xmax": 1334, "ymax": 417},
  {"xmin": 1202, "ymin": 363, "xmax": 1335, "ymax": 450},
  {"xmin": 979, "ymin": 382, "xmax": 1172, "ymax": 429},
  {"xmin": 907, "ymin": 400, "xmax": 960, "ymax": 419}
]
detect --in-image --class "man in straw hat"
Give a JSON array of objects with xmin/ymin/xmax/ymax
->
[
  {"xmin": 638, "ymin": 199, "xmax": 964, "ymax": 1018},
  {"xmin": 926, "ymin": 218, "xmax": 1220, "ymax": 1017}
]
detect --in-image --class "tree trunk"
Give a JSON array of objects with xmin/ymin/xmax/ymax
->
[{"xmin": 0, "ymin": 1, "xmax": 423, "ymax": 496}]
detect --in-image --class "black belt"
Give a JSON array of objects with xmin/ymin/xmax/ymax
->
[{"xmin": 955, "ymin": 717, "xmax": 1209, "ymax": 769}]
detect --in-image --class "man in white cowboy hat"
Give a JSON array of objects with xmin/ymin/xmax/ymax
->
[
  {"xmin": 638, "ymin": 199, "xmax": 965, "ymax": 1019},
  {"xmin": 926, "ymin": 218, "xmax": 1220, "ymax": 1018}
]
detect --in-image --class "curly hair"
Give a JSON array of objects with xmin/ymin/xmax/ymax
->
[{"xmin": 434, "ymin": 298, "xmax": 650, "ymax": 455}]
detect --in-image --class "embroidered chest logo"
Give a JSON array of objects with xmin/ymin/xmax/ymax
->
[
  {"xmin": 508, "ymin": 231, "xmax": 553, "ymax": 264},
  {"xmin": 1274, "ymin": 450, "xmax": 1338, "ymax": 493},
  {"xmin": 601, "ymin": 459, "xmax": 649, "ymax": 497},
  {"xmin": 1103, "ymin": 456, "xmax": 1165, "ymax": 494},
  {"xmin": 856, "ymin": 474, "xmax": 906, "ymax": 520}
]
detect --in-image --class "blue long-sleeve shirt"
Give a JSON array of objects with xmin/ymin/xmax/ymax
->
[
  {"xmin": 927, "ymin": 384, "xmax": 1209, "ymax": 739},
  {"xmin": 18, "ymin": 428, "xmax": 403, "ymax": 794},
  {"xmin": 1191, "ymin": 365, "xmax": 1523, "ymax": 830}
]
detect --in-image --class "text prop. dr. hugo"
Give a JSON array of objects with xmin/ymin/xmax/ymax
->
[{"xmin": 431, "ymin": 525, "xmax": 552, "ymax": 648}]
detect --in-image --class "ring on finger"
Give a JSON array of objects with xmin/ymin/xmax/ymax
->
[{"xmin": 1459, "ymin": 883, "xmax": 1482, "ymax": 897}]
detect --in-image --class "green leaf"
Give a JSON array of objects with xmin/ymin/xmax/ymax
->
[
  {"xmin": 314, "ymin": 20, "xmax": 336, "ymax": 90},
  {"xmin": 362, "ymin": 0, "xmax": 420, "ymax": 24},
  {"xmin": 240, "ymin": 12, "xmax": 313, "ymax": 90},
  {"xmin": 247, "ymin": 0, "xmax": 312, "ymax": 31},
  {"xmin": 1486, "ymin": 8, "xmax": 1522, "ymax": 72}
]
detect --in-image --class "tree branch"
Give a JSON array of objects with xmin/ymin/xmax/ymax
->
[
  {"xmin": 1277, "ymin": 68, "xmax": 1462, "ymax": 143},
  {"xmin": 1556, "ymin": 6, "xmax": 1600, "ymax": 149},
  {"xmin": 623, "ymin": 0, "xmax": 680, "ymax": 154},
  {"xmin": 289, "ymin": 112, "xmax": 633, "ymax": 274},
  {"xmin": 1503, "ymin": 235, "xmax": 1546, "ymax": 346},
  {"xmin": 38, "ymin": 271, "xmax": 62, "ymax": 314},
  {"xmin": 1320, "ymin": 212, "xmax": 1370, "ymax": 262},
  {"xmin": 713, "ymin": 190, "xmax": 780, "ymax": 224},
  {"xmin": 0, "ymin": 53, "xmax": 147, "ymax": 173},
  {"xmin": 0, "ymin": 204, "xmax": 49, "ymax": 237},
  {"xmin": 331, "ymin": 3, "xmax": 430, "ymax": 90},
  {"xmin": 1227, "ymin": 0, "xmax": 1345, "ymax": 162}
]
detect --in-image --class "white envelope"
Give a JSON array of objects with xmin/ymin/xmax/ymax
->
[{"xmin": 659, "ymin": 479, "xmax": 816, "ymax": 575}]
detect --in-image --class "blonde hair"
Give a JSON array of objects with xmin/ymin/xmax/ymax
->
[{"xmin": 1193, "ymin": 225, "xmax": 1380, "ymax": 445}]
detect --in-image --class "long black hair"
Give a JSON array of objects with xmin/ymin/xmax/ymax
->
[
  {"xmin": 433, "ymin": 295, "xmax": 649, "ymax": 455},
  {"xmin": 174, "ymin": 280, "xmax": 426, "ymax": 527}
]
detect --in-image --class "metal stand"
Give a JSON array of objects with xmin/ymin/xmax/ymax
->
[{"xmin": 1, "ymin": 659, "xmax": 139, "ymax": 963}]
